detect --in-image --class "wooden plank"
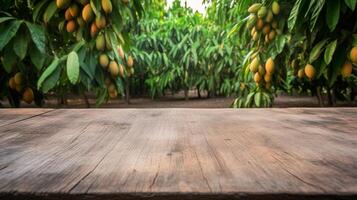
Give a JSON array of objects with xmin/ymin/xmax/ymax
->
[
  {"xmin": 0, "ymin": 108, "xmax": 357, "ymax": 200},
  {"xmin": 0, "ymin": 109, "xmax": 53, "ymax": 127}
]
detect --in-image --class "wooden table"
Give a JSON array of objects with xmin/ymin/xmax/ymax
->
[{"xmin": 0, "ymin": 108, "xmax": 357, "ymax": 200}]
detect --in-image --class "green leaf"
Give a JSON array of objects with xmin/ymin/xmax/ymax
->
[
  {"xmin": 43, "ymin": 1, "xmax": 57, "ymax": 24},
  {"xmin": 245, "ymin": 92, "xmax": 255, "ymax": 108},
  {"xmin": 33, "ymin": 0, "xmax": 49, "ymax": 22},
  {"xmin": 324, "ymin": 40, "xmax": 337, "ymax": 65},
  {"xmin": 67, "ymin": 51, "xmax": 80, "ymax": 84},
  {"xmin": 0, "ymin": 20, "xmax": 22, "ymax": 51},
  {"xmin": 26, "ymin": 22, "xmax": 46, "ymax": 53},
  {"xmin": 90, "ymin": 0, "xmax": 101, "ymax": 16},
  {"xmin": 13, "ymin": 32, "xmax": 29, "ymax": 60},
  {"xmin": 115, "ymin": 77, "xmax": 125, "ymax": 95},
  {"xmin": 326, "ymin": 1, "xmax": 340, "ymax": 31},
  {"xmin": 309, "ymin": 0, "xmax": 325, "ymax": 32},
  {"xmin": 38, "ymin": 57, "xmax": 60, "ymax": 89},
  {"xmin": 309, "ymin": 39, "xmax": 328, "ymax": 63},
  {"xmin": 275, "ymin": 35, "xmax": 286, "ymax": 54},
  {"xmin": 29, "ymin": 44, "xmax": 46, "ymax": 70},
  {"xmin": 41, "ymin": 66, "xmax": 61, "ymax": 93},
  {"xmin": 0, "ymin": 16, "xmax": 15, "ymax": 24},
  {"xmin": 2, "ymin": 48, "xmax": 17, "ymax": 73},
  {"xmin": 288, "ymin": 0, "xmax": 303, "ymax": 31},
  {"xmin": 328, "ymin": 46, "xmax": 347, "ymax": 87},
  {"xmin": 345, "ymin": 0, "xmax": 356, "ymax": 10},
  {"xmin": 254, "ymin": 92, "xmax": 262, "ymax": 107}
]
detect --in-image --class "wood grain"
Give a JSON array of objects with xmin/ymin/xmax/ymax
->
[
  {"xmin": 0, "ymin": 108, "xmax": 356, "ymax": 200},
  {"xmin": 0, "ymin": 109, "xmax": 53, "ymax": 127}
]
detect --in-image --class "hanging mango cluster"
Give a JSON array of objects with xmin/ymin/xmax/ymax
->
[
  {"xmin": 291, "ymin": 44, "xmax": 356, "ymax": 82},
  {"xmin": 246, "ymin": 1, "xmax": 281, "ymax": 89},
  {"xmin": 56, "ymin": 0, "xmax": 134, "ymax": 98},
  {"xmin": 7, "ymin": 72, "xmax": 34, "ymax": 104},
  {"xmin": 348, "ymin": 47, "xmax": 357, "ymax": 76}
]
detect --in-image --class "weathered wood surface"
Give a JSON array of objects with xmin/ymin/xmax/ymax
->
[
  {"xmin": 0, "ymin": 108, "xmax": 357, "ymax": 200},
  {"xmin": 0, "ymin": 109, "xmax": 53, "ymax": 127}
]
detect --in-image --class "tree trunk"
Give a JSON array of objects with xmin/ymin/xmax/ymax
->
[
  {"xmin": 197, "ymin": 87, "xmax": 201, "ymax": 99},
  {"xmin": 351, "ymin": 87, "xmax": 356, "ymax": 101},
  {"xmin": 207, "ymin": 91, "xmax": 211, "ymax": 99},
  {"xmin": 82, "ymin": 92, "xmax": 90, "ymax": 108},
  {"xmin": 327, "ymin": 88, "xmax": 333, "ymax": 106},
  {"xmin": 316, "ymin": 87, "xmax": 324, "ymax": 107},
  {"xmin": 184, "ymin": 89, "xmax": 189, "ymax": 101},
  {"xmin": 125, "ymin": 78, "xmax": 130, "ymax": 104}
]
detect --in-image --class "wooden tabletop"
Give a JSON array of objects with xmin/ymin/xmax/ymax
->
[{"xmin": 0, "ymin": 108, "xmax": 357, "ymax": 200}]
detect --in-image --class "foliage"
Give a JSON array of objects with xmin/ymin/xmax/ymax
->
[
  {"xmin": 231, "ymin": 0, "xmax": 357, "ymax": 107},
  {"xmin": 0, "ymin": 0, "xmax": 143, "ymax": 107},
  {"xmin": 130, "ymin": 0, "xmax": 243, "ymax": 99}
]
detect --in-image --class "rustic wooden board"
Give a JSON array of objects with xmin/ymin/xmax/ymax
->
[
  {"xmin": 0, "ymin": 108, "xmax": 357, "ymax": 200},
  {"xmin": 0, "ymin": 109, "xmax": 53, "ymax": 127}
]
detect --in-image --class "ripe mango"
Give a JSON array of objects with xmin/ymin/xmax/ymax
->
[
  {"xmin": 341, "ymin": 62, "xmax": 353, "ymax": 78},
  {"xmin": 66, "ymin": 20, "xmax": 76, "ymax": 33},
  {"xmin": 255, "ymin": 18, "xmax": 264, "ymax": 30},
  {"xmin": 96, "ymin": 34, "xmax": 106, "ymax": 51},
  {"xmin": 265, "ymin": 58, "xmax": 275, "ymax": 74},
  {"xmin": 264, "ymin": 73, "xmax": 271, "ymax": 82},
  {"xmin": 8, "ymin": 77, "xmax": 16, "ymax": 90},
  {"xmin": 272, "ymin": 1, "xmax": 280, "ymax": 15},
  {"xmin": 118, "ymin": 46, "xmax": 125, "ymax": 59},
  {"xmin": 56, "ymin": 0, "xmax": 71, "ymax": 9},
  {"xmin": 262, "ymin": 24, "xmax": 270, "ymax": 35},
  {"xmin": 250, "ymin": 57, "xmax": 260, "ymax": 73},
  {"xmin": 268, "ymin": 30, "xmax": 276, "ymax": 40},
  {"xmin": 254, "ymin": 72, "xmax": 261, "ymax": 83},
  {"xmin": 102, "ymin": 0, "xmax": 113, "ymax": 14},
  {"xmin": 99, "ymin": 54, "xmax": 109, "ymax": 68},
  {"xmin": 304, "ymin": 64, "xmax": 315, "ymax": 80},
  {"xmin": 109, "ymin": 61, "xmax": 119, "ymax": 76},
  {"xmin": 350, "ymin": 47, "xmax": 357, "ymax": 64},
  {"xmin": 127, "ymin": 55, "xmax": 134, "ymax": 67},
  {"xmin": 257, "ymin": 6, "xmax": 267, "ymax": 18},
  {"xmin": 95, "ymin": 16, "xmax": 107, "ymax": 29},
  {"xmin": 248, "ymin": 3, "xmax": 262, "ymax": 13},
  {"xmin": 22, "ymin": 88, "xmax": 34, "ymax": 104},
  {"xmin": 14, "ymin": 72, "xmax": 24, "ymax": 85},
  {"xmin": 90, "ymin": 23, "xmax": 98, "ymax": 38},
  {"xmin": 65, "ymin": 9, "xmax": 73, "ymax": 20},
  {"xmin": 69, "ymin": 4, "xmax": 79, "ymax": 17},
  {"xmin": 82, "ymin": 4, "xmax": 93, "ymax": 22},
  {"xmin": 298, "ymin": 69, "xmax": 305, "ymax": 78}
]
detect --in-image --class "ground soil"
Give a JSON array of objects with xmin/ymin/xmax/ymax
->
[{"xmin": 2, "ymin": 90, "xmax": 356, "ymax": 108}]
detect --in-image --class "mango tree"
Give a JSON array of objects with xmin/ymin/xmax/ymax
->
[
  {"xmin": 0, "ymin": 0, "xmax": 142, "ymax": 107},
  {"xmin": 231, "ymin": 0, "xmax": 357, "ymax": 107}
]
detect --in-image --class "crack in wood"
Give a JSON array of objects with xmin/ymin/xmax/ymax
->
[
  {"xmin": 0, "ymin": 110, "xmax": 55, "ymax": 128},
  {"xmin": 271, "ymin": 154, "xmax": 327, "ymax": 192}
]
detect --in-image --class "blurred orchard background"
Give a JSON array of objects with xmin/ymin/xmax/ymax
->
[{"xmin": 0, "ymin": 0, "xmax": 356, "ymax": 108}]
